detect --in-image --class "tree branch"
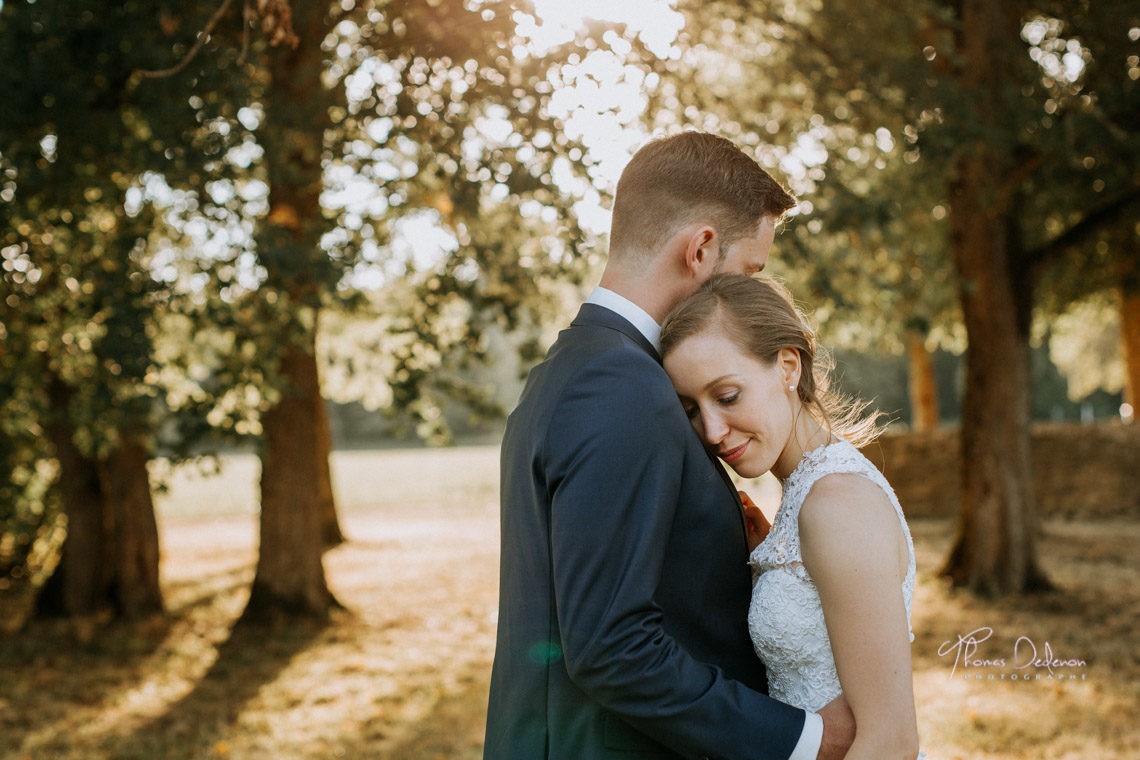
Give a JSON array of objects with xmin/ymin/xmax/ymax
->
[
  {"xmin": 237, "ymin": 0, "xmax": 254, "ymax": 65},
  {"xmin": 134, "ymin": 0, "xmax": 237, "ymax": 79},
  {"xmin": 995, "ymin": 151, "xmax": 1047, "ymax": 214},
  {"xmin": 1027, "ymin": 184, "xmax": 1140, "ymax": 268}
]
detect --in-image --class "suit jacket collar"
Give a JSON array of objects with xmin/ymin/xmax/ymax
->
[{"xmin": 572, "ymin": 302, "xmax": 662, "ymax": 363}]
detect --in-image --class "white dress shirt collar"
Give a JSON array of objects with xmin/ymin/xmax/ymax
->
[{"xmin": 586, "ymin": 286, "xmax": 661, "ymax": 351}]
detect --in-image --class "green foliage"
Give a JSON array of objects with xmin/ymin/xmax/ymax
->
[
  {"xmin": 637, "ymin": 1, "xmax": 958, "ymax": 355},
  {"xmin": 0, "ymin": 0, "xmax": 259, "ymax": 608},
  {"xmin": 653, "ymin": 0, "xmax": 1137, "ymax": 365},
  {"xmin": 0, "ymin": 0, "xmax": 257, "ymax": 448},
  {"xmin": 286, "ymin": 0, "xmax": 635, "ymax": 439},
  {"xmin": 1, "ymin": 0, "xmax": 622, "ymax": 454},
  {"xmin": 0, "ymin": 376, "xmax": 60, "ymax": 603},
  {"xmin": 1044, "ymin": 293, "xmax": 1126, "ymax": 401},
  {"xmin": 0, "ymin": 0, "xmax": 636, "ymax": 599}
]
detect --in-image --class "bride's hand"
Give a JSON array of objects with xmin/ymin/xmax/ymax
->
[{"xmin": 738, "ymin": 490, "xmax": 771, "ymax": 552}]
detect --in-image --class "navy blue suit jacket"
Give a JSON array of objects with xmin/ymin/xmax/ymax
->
[{"xmin": 484, "ymin": 304, "xmax": 807, "ymax": 759}]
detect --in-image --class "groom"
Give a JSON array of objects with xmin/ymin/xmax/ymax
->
[{"xmin": 485, "ymin": 132, "xmax": 855, "ymax": 759}]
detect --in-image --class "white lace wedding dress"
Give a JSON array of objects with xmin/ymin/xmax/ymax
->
[{"xmin": 747, "ymin": 439, "xmax": 927, "ymax": 759}]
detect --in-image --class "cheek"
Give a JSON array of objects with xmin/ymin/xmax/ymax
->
[
  {"xmin": 749, "ymin": 398, "xmax": 789, "ymax": 440},
  {"xmin": 771, "ymin": 404, "xmax": 797, "ymax": 440}
]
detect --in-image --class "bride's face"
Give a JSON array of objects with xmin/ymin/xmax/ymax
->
[{"xmin": 663, "ymin": 326, "xmax": 802, "ymax": 480}]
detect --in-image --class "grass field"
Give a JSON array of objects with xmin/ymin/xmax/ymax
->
[{"xmin": 1, "ymin": 446, "xmax": 1137, "ymax": 759}]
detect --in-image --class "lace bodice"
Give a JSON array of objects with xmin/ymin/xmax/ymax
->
[{"xmin": 748, "ymin": 439, "xmax": 921, "ymax": 740}]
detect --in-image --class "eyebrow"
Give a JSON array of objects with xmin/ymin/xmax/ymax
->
[{"xmin": 703, "ymin": 374, "xmax": 742, "ymax": 391}]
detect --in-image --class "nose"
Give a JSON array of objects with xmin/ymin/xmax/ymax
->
[{"xmin": 702, "ymin": 408, "xmax": 730, "ymax": 447}]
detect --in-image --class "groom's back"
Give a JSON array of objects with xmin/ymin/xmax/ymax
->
[{"xmin": 485, "ymin": 306, "xmax": 768, "ymax": 759}]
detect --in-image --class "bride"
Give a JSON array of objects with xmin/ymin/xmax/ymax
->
[{"xmin": 660, "ymin": 273, "xmax": 926, "ymax": 760}]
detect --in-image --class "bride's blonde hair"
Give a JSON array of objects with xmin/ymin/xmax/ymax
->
[{"xmin": 660, "ymin": 273, "xmax": 884, "ymax": 448}]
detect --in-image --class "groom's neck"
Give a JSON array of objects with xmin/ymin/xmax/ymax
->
[{"xmin": 597, "ymin": 266, "xmax": 681, "ymax": 325}]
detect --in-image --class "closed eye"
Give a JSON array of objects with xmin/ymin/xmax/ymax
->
[{"xmin": 717, "ymin": 391, "xmax": 740, "ymax": 406}]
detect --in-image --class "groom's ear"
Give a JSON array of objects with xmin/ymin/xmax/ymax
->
[{"xmin": 682, "ymin": 225, "xmax": 718, "ymax": 277}]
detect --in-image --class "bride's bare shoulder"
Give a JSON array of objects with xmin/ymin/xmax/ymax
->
[
  {"xmin": 798, "ymin": 473, "xmax": 906, "ymax": 576},
  {"xmin": 799, "ymin": 474, "xmax": 898, "ymax": 544},
  {"xmin": 801, "ymin": 472, "xmax": 893, "ymax": 517}
]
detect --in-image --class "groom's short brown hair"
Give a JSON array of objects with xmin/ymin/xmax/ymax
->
[{"xmin": 609, "ymin": 132, "xmax": 795, "ymax": 262}]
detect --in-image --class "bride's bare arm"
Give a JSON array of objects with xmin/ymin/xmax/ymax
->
[{"xmin": 799, "ymin": 474, "xmax": 921, "ymax": 760}]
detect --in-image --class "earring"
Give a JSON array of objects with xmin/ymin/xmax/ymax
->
[{"xmin": 787, "ymin": 385, "xmax": 795, "ymax": 392}]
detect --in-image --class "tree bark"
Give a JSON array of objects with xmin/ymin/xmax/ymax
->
[
  {"xmin": 316, "ymin": 379, "xmax": 345, "ymax": 548},
  {"xmin": 906, "ymin": 330, "xmax": 939, "ymax": 432},
  {"xmin": 247, "ymin": 331, "xmax": 336, "ymax": 618},
  {"xmin": 1119, "ymin": 250, "xmax": 1140, "ymax": 415},
  {"xmin": 98, "ymin": 435, "xmax": 164, "ymax": 617},
  {"xmin": 938, "ymin": 0, "xmax": 1051, "ymax": 595},
  {"xmin": 313, "ymin": 306, "xmax": 344, "ymax": 548},
  {"xmin": 38, "ymin": 376, "xmax": 111, "ymax": 618},
  {"xmin": 242, "ymin": 2, "xmax": 339, "ymax": 619},
  {"xmin": 38, "ymin": 380, "xmax": 165, "ymax": 620}
]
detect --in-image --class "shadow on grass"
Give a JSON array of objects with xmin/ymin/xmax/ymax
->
[
  {"xmin": 376, "ymin": 677, "xmax": 491, "ymax": 760},
  {"xmin": 0, "ymin": 614, "xmax": 178, "ymax": 754},
  {"xmin": 162, "ymin": 565, "xmax": 254, "ymax": 614},
  {"xmin": 318, "ymin": 653, "xmax": 492, "ymax": 760},
  {"xmin": 103, "ymin": 614, "xmax": 329, "ymax": 760}
]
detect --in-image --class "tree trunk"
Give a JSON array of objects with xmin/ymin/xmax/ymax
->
[
  {"xmin": 313, "ymin": 307, "xmax": 344, "ymax": 548},
  {"xmin": 1119, "ymin": 250, "xmax": 1140, "ymax": 415},
  {"xmin": 98, "ymin": 435, "xmax": 164, "ymax": 617},
  {"xmin": 939, "ymin": 0, "xmax": 1051, "ymax": 595},
  {"xmin": 247, "ymin": 331, "xmax": 336, "ymax": 618},
  {"xmin": 906, "ymin": 330, "xmax": 939, "ymax": 432},
  {"xmin": 38, "ymin": 376, "xmax": 111, "ymax": 618},
  {"xmin": 243, "ymin": 2, "xmax": 339, "ymax": 620},
  {"xmin": 316, "ymin": 381, "xmax": 345, "ymax": 548}
]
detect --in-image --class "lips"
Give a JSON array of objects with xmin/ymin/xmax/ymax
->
[{"xmin": 719, "ymin": 441, "xmax": 749, "ymax": 465}]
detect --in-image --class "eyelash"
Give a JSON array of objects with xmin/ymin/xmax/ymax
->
[{"xmin": 684, "ymin": 391, "xmax": 740, "ymax": 419}]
